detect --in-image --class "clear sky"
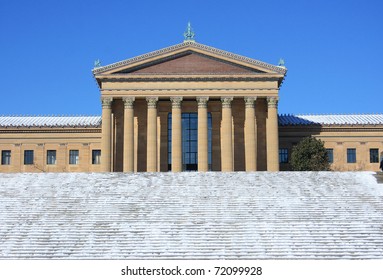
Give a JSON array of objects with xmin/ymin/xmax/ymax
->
[{"xmin": 1, "ymin": 0, "xmax": 382, "ymax": 116}]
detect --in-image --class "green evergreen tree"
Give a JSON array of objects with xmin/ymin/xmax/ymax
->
[{"xmin": 290, "ymin": 137, "xmax": 331, "ymax": 171}]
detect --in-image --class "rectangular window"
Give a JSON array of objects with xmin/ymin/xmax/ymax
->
[
  {"xmin": 279, "ymin": 148, "xmax": 289, "ymax": 163},
  {"xmin": 1, "ymin": 150, "xmax": 11, "ymax": 165},
  {"xmin": 347, "ymin": 148, "xmax": 356, "ymax": 163},
  {"xmin": 92, "ymin": 150, "xmax": 101, "ymax": 165},
  {"xmin": 69, "ymin": 150, "xmax": 79, "ymax": 165},
  {"xmin": 24, "ymin": 150, "xmax": 34, "ymax": 165},
  {"xmin": 370, "ymin": 149, "xmax": 379, "ymax": 163},
  {"xmin": 326, "ymin": 149, "xmax": 334, "ymax": 163},
  {"xmin": 47, "ymin": 150, "xmax": 57, "ymax": 165}
]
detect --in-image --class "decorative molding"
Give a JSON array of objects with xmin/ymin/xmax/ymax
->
[
  {"xmin": 101, "ymin": 76, "xmax": 281, "ymax": 83},
  {"xmin": 122, "ymin": 97, "xmax": 135, "ymax": 109},
  {"xmin": 0, "ymin": 128, "xmax": 101, "ymax": 134},
  {"xmin": 221, "ymin": 97, "xmax": 233, "ymax": 108},
  {"xmin": 244, "ymin": 97, "xmax": 257, "ymax": 108},
  {"xmin": 170, "ymin": 97, "xmax": 183, "ymax": 109},
  {"xmin": 267, "ymin": 97, "xmax": 278, "ymax": 108},
  {"xmin": 102, "ymin": 88, "xmax": 277, "ymax": 93},
  {"xmin": 146, "ymin": 97, "xmax": 158, "ymax": 109},
  {"xmin": 101, "ymin": 97, "xmax": 113, "ymax": 109},
  {"xmin": 196, "ymin": 97, "xmax": 209, "ymax": 108}
]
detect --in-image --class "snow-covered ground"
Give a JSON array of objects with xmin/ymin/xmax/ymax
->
[{"xmin": 0, "ymin": 172, "xmax": 382, "ymax": 259}]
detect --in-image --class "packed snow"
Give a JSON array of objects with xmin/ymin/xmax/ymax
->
[
  {"xmin": 279, "ymin": 114, "xmax": 383, "ymax": 126},
  {"xmin": 0, "ymin": 172, "xmax": 382, "ymax": 259}
]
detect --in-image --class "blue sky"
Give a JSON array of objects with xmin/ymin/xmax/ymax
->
[{"xmin": 1, "ymin": 0, "xmax": 382, "ymax": 115}]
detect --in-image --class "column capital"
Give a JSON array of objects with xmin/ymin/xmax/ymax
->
[
  {"xmin": 170, "ymin": 97, "xmax": 183, "ymax": 109},
  {"xmin": 221, "ymin": 97, "xmax": 233, "ymax": 108},
  {"xmin": 196, "ymin": 96, "xmax": 209, "ymax": 108},
  {"xmin": 122, "ymin": 97, "xmax": 135, "ymax": 109},
  {"xmin": 244, "ymin": 97, "xmax": 257, "ymax": 108},
  {"xmin": 267, "ymin": 97, "xmax": 279, "ymax": 108},
  {"xmin": 146, "ymin": 97, "xmax": 158, "ymax": 109},
  {"xmin": 101, "ymin": 97, "xmax": 113, "ymax": 108}
]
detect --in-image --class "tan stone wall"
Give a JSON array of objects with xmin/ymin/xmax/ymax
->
[
  {"xmin": 279, "ymin": 126, "xmax": 383, "ymax": 171},
  {"xmin": 0, "ymin": 129, "xmax": 102, "ymax": 173},
  {"xmin": 2, "ymin": 111, "xmax": 381, "ymax": 173}
]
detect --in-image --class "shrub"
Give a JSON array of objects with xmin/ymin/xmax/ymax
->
[{"xmin": 290, "ymin": 137, "xmax": 330, "ymax": 171}]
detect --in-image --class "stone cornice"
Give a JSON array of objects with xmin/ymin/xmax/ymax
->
[
  {"xmin": 101, "ymin": 88, "xmax": 278, "ymax": 93},
  {"xmin": 93, "ymin": 41, "xmax": 287, "ymax": 76},
  {"xmin": 98, "ymin": 75, "xmax": 282, "ymax": 83},
  {"xmin": 0, "ymin": 128, "xmax": 101, "ymax": 134}
]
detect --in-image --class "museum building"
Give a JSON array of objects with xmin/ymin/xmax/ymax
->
[{"xmin": 1, "ymin": 30, "xmax": 382, "ymax": 173}]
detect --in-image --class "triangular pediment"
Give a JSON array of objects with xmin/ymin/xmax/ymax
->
[
  {"xmin": 93, "ymin": 41, "xmax": 287, "ymax": 77},
  {"xmin": 114, "ymin": 51, "xmax": 265, "ymax": 74}
]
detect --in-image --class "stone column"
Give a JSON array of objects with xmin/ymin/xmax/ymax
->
[
  {"xmin": 101, "ymin": 96, "xmax": 113, "ymax": 172},
  {"xmin": 146, "ymin": 97, "xmax": 158, "ymax": 172},
  {"xmin": 123, "ymin": 97, "xmax": 135, "ymax": 172},
  {"xmin": 266, "ymin": 97, "xmax": 279, "ymax": 171},
  {"xmin": 197, "ymin": 97, "xmax": 209, "ymax": 172},
  {"xmin": 170, "ymin": 97, "xmax": 183, "ymax": 172},
  {"xmin": 221, "ymin": 97, "xmax": 233, "ymax": 172},
  {"xmin": 244, "ymin": 97, "xmax": 257, "ymax": 171}
]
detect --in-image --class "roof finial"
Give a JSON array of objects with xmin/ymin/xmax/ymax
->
[
  {"xmin": 183, "ymin": 22, "xmax": 195, "ymax": 42},
  {"xmin": 278, "ymin": 58, "xmax": 285, "ymax": 68},
  {"xmin": 94, "ymin": 59, "xmax": 101, "ymax": 68}
]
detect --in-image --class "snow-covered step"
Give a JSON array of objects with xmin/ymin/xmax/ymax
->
[{"xmin": 0, "ymin": 172, "xmax": 382, "ymax": 259}]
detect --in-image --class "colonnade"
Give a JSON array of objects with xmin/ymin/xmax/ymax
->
[{"xmin": 100, "ymin": 96, "xmax": 279, "ymax": 172}]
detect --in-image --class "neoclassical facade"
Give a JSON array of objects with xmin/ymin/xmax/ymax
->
[
  {"xmin": 0, "ymin": 37, "xmax": 382, "ymax": 173},
  {"xmin": 93, "ymin": 40, "xmax": 286, "ymax": 172}
]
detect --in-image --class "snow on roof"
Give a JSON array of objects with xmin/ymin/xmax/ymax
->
[
  {"xmin": 279, "ymin": 114, "xmax": 383, "ymax": 126},
  {"xmin": 1, "ymin": 114, "xmax": 382, "ymax": 128},
  {"xmin": 0, "ymin": 116, "xmax": 101, "ymax": 128},
  {"xmin": 0, "ymin": 172, "xmax": 382, "ymax": 259}
]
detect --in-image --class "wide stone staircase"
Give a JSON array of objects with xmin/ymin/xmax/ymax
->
[{"xmin": 0, "ymin": 172, "xmax": 382, "ymax": 259}]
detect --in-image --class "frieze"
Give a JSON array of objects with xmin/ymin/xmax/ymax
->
[
  {"xmin": 101, "ymin": 76, "xmax": 281, "ymax": 83},
  {"xmin": 102, "ymin": 88, "xmax": 277, "ymax": 92}
]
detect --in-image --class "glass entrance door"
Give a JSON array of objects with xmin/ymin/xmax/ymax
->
[{"xmin": 168, "ymin": 113, "xmax": 212, "ymax": 171}]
